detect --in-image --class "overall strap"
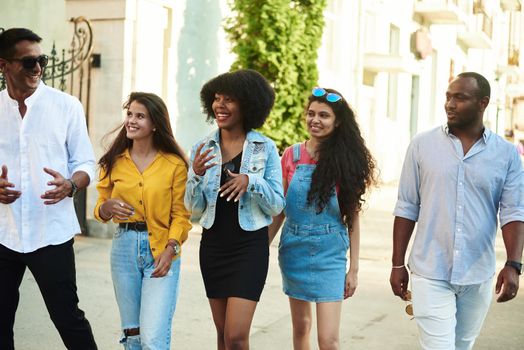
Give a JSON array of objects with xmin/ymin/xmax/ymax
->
[{"xmin": 292, "ymin": 143, "xmax": 301, "ymax": 163}]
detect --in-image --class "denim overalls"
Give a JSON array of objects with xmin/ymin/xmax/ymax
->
[{"xmin": 278, "ymin": 143, "xmax": 349, "ymax": 302}]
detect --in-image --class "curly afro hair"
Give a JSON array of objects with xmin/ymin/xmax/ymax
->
[{"xmin": 200, "ymin": 69, "xmax": 275, "ymax": 131}]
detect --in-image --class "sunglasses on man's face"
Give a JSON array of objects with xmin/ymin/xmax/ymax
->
[
  {"xmin": 311, "ymin": 87, "xmax": 342, "ymax": 103},
  {"xmin": 7, "ymin": 54, "xmax": 49, "ymax": 70}
]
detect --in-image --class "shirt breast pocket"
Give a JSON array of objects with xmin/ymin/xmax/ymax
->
[
  {"xmin": 472, "ymin": 171, "xmax": 504, "ymax": 196},
  {"xmin": 248, "ymin": 157, "xmax": 266, "ymax": 175}
]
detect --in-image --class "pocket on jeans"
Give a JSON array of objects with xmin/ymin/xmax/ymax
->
[
  {"xmin": 113, "ymin": 227, "xmax": 124, "ymax": 239},
  {"xmin": 336, "ymin": 229, "xmax": 349, "ymax": 250}
]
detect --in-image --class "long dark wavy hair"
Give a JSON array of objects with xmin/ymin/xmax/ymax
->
[
  {"xmin": 98, "ymin": 92, "xmax": 187, "ymax": 179},
  {"xmin": 306, "ymin": 88, "xmax": 377, "ymax": 229}
]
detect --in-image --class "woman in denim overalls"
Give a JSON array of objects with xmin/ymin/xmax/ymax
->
[{"xmin": 269, "ymin": 87, "xmax": 376, "ymax": 349}]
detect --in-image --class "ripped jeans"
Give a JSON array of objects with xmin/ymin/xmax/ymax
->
[{"xmin": 111, "ymin": 227, "xmax": 181, "ymax": 350}]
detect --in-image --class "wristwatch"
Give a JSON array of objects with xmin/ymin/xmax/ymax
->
[
  {"xmin": 67, "ymin": 179, "xmax": 78, "ymax": 197},
  {"xmin": 505, "ymin": 260, "xmax": 523, "ymax": 275},
  {"xmin": 166, "ymin": 240, "xmax": 181, "ymax": 256}
]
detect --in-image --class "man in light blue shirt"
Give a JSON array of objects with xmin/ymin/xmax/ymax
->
[{"xmin": 390, "ymin": 72, "xmax": 524, "ymax": 350}]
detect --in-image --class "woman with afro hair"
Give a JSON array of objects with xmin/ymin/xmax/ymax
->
[
  {"xmin": 269, "ymin": 87, "xmax": 377, "ymax": 350},
  {"xmin": 184, "ymin": 69, "xmax": 285, "ymax": 350}
]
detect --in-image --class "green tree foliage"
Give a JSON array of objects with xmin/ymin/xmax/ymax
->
[{"xmin": 225, "ymin": 0, "xmax": 327, "ymax": 151}]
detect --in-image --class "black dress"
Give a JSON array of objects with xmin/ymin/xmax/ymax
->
[{"xmin": 199, "ymin": 152, "xmax": 269, "ymax": 301}]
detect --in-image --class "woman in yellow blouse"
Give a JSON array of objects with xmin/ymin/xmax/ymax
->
[{"xmin": 94, "ymin": 92, "xmax": 191, "ymax": 350}]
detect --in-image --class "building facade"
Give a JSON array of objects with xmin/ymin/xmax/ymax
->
[{"xmin": 1, "ymin": 0, "xmax": 523, "ymax": 231}]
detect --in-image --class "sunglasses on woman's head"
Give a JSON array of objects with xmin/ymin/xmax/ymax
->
[
  {"xmin": 311, "ymin": 87, "xmax": 342, "ymax": 103},
  {"xmin": 7, "ymin": 54, "xmax": 49, "ymax": 70}
]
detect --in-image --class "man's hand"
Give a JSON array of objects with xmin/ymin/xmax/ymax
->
[
  {"xmin": 390, "ymin": 266, "xmax": 410, "ymax": 301},
  {"xmin": 40, "ymin": 167, "xmax": 72, "ymax": 205},
  {"xmin": 219, "ymin": 171, "xmax": 248, "ymax": 202},
  {"xmin": 496, "ymin": 266, "xmax": 520, "ymax": 302},
  {"xmin": 0, "ymin": 165, "xmax": 21, "ymax": 204}
]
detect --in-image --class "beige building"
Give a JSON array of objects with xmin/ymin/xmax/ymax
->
[{"xmin": 1, "ymin": 0, "xmax": 523, "ymax": 232}]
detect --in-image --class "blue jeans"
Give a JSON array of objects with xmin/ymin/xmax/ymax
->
[{"xmin": 111, "ymin": 227, "xmax": 181, "ymax": 350}]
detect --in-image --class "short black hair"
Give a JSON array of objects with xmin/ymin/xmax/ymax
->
[
  {"xmin": 457, "ymin": 71, "xmax": 491, "ymax": 99},
  {"xmin": 0, "ymin": 28, "xmax": 42, "ymax": 59},
  {"xmin": 200, "ymin": 69, "xmax": 275, "ymax": 131}
]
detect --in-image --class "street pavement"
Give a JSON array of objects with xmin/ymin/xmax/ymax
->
[{"xmin": 14, "ymin": 184, "xmax": 524, "ymax": 349}]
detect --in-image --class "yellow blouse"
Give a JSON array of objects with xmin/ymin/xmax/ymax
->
[{"xmin": 94, "ymin": 149, "xmax": 192, "ymax": 258}]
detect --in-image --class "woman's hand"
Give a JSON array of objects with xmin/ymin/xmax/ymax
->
[
  {"xmin": 344, "ymin": 269, "xmax": 358, "ymax": 299},
  {"xmin": 100, "ymin": 199, "xmax": 134, "ymax": 220},
  {"xmin": 192, "ymin": 143, "xmax": 216, "ymax": 176},
  {"xmin": 219, "ymin": 170, "xmax": 249, "ymax": 202},
  {"xmin": 151, "ymin": 246, "xmax": 176, "ymax": 278}
]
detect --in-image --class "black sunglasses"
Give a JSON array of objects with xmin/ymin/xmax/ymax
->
[{"xmin": 7, "ymin": 55, "xmax": 49, "ymax": 70}]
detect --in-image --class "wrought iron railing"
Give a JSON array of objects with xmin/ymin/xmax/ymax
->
[{"xmin": 1, "ymin": 16, "xmax": 93, "ymax": 103}]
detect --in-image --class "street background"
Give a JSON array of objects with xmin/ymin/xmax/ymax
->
[{"xmin": 14, "ymin": 184, "xmax": 524, "ymax": 349}]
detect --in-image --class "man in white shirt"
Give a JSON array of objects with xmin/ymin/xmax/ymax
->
[{"xmin": 0, "ymin": 28, "xmax": 98, "ymax": 350}]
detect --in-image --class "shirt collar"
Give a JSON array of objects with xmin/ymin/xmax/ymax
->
[
  {"xmin": 442, "ymin": 124, "xmax": 491, "ymax": 143},
  {"xmin": 4, "ymin": 81, "xmax": 45, "ymax": 108},
  {"xmin": 24, "ymin": 81, "xmax": 45, "ymax": 107},
  {"xmin": 206, "ymin": 129, "xmax": 266, "ymax": 146}
]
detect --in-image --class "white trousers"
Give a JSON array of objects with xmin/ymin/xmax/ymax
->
[{"xmin": 411, "ymin": 274, "xmax": 493, "ymax": 350}]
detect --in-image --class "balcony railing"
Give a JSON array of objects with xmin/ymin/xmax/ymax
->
[{"xmin": 414, "ymin": 0, "xmax": 468, "ymax": 24}]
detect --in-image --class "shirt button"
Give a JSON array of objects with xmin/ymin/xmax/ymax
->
[
  {"xmin": 139, "ymin": 200, "xmax": 143, "ymax": 205},
  {"xmin": 240, "ymin": 205, "xmax": 244, "ymax": 209},
  {"xmin": 139, "ymin": 182, "xmax": 143, "ymax": 187},
  {"xmin": 148, "ymin": 232, "xmax": 152, "ymax": 236},
  {"xmin": 250, "ymin": 186, "xmax": 255, "ymax": 192},
  {"xmin": 459, "ymin": 182, "xmax": 463, "ymax": 186},
  {"xmin": 151, "ymin": 247, "xmax": 156, "ymax": 251},
  {"xmin": 252, "ymin": 167, "xmax": 257, "ymax": 171}
]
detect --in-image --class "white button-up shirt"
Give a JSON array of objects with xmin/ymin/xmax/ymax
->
[
  {"xmin": 0, "ymin": 82, "xmax": 95, "ymax": 253},
  {"xmin": 394, "ymin": 125, "xmax": 524, "ymax": 285}
]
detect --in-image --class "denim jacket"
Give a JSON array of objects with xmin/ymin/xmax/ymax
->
[{"xmin": 184, "ymin": 129, "xmax": 285, "ymax": 230}]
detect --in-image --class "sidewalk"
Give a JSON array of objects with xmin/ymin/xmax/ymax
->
[{"xmin": 14, "ymin": 184, "xmax": 524, "ymax": 349}]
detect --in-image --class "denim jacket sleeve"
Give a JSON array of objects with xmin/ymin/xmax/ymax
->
[
  {"xmin": 184, "ymin": 142, "xmax": 207, "ymax": 219},
  {"xmin": 245, "ymin": 141, "xmax": 285, "ymax": 217}
]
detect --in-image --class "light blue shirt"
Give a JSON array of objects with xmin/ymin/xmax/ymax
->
[
  {"xmin": 394, "ymin": 125, "xmax": 524, "ymax": 285},
  {"xmin": 184, "ymin": 129, "xmax": 285, "ymax": 230}
]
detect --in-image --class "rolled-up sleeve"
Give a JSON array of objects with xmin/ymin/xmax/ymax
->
[
  {"xmin": 499, "ymin": 149, "xmax": 524, "ymax": 226},
  {"xmin": 67, "ymin": 99, "xmax": 95, "ymax": 182},
  {"xmin": 393, "ymin": 140, "xmax": 421, "ymax": 221}
]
